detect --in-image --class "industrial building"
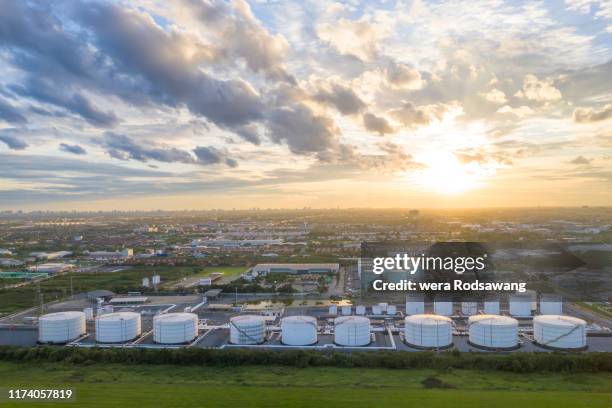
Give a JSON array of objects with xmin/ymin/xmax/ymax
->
[{"xmin": 249, "ymin": 263, "xmax": 339, "ymax": 276}]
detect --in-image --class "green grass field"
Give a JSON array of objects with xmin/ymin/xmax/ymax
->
[{"xmin": 0, "ymin": 362, "xmax": 610, "ymax": 407}]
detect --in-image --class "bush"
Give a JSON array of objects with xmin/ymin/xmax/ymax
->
[{"xmin": 0, "ymin": 346, "xmax": 610, "ymax": 373}]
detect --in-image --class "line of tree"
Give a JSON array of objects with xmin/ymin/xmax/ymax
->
[{"xmin": 0, "ymin": 346, "xmax": 610, "ymax": 373}]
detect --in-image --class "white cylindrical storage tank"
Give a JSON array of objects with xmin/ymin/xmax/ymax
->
[
  {"xmin": 334, "ymin": 316, "xmax": 370, "ymax": 346},
  {"xmin": 468, "ymin": 315, "xmax": 518, "ymax": 350},
  {"xmin": 95, "ymin": 312, "xmax": 141, "ymax": 343},
  {"xmin": 372, "ymin": 305, "xmax": 382, "ymax": 315},
  {"xmin": 230, "ymin": 315, "xmax": 266, "ymax": 345},
  {"xmin": 83, "ymin": 307, "xmax": 94, "ymax": 321},
  {"xmin": 341, "ymin": 306, "xmax": 352, "ymax": 316},
  {"xmin": 281, "ymin": 316, "xmax": 317, "ymax": 346},
  {"xmin": 379, "ymin": 303, "xmax": 388, "ymax": 313},
  {"xmin": 404, "ymin": 314, "xmax": 453, "ymax": 349},
  {"xmin": 509, "ymin": 294, "xmax": 532, "ymax": 317},
  {"xmin": 461, "ymin": 301, "xmax": 478, "ymax": 316},
  {"xmin": 434, "ymin": 296, "xmax": 453, "ymax": 316},
  {"xmin": 387, "ymin": 305, "xmax": 397, "ymax": 315},
  {"xmin": 540, "ymin": 295, "xmax": 563, "ymax": 315},
  {"xmin": 484, "ymin": 296, "xmax": 500, "ymax": 315},
  {"xmin": 38, "ymin": 311, "xmax": 86, "ymax": 343},
  {"xmin": 405, "ymin": 294, "xmax": 425, "ymax": 315},
  {"xmin": 153, "ymin": 312, "xmax": 198, "ymax": 344},
  {"xmin": 533, "ymin": 315, "xmax": 586, "ymax": 350},
  {"xmin": 328, "ymin": 304, "xmax": 337, "ymax": 315},
  {"xmin": 356, "ymin": 305, "xmax": 366, "ymax": 315}
]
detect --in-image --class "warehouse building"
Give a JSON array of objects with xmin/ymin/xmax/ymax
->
[{"xmin": 249, "ymin": 263, "xmax": 339, "ymax": 276}]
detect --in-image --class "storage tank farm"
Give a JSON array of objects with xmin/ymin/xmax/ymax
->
[
  {"xmin": 434, "ymin": 295, "xmax": 453, "ymax": 316},
  {"xmin": 328, "ymin": 304, "xmax": 337, "ymax": 315},
  {"xmin": 533, "ymin": 315, "xmax": 587, "ymax": 350},
  {"xmin": 405, "ymin": 293, "xmax": 425, "ymax": 315},
  {"xmin": 281, "ymin": 316, "xmax": 318, "ymax": 346},
  {"xmin": 540, "ymin": 295, "xmax": 563, "ymax": 315},
  {"xmin": 230, "ymin": 315, "xmax": 266, "ymax": 345},
  {"xmin": 38, "ymin": 311, "xmax": 86, "ymax": 344},
  {"xmin": 404, "ymin": 314, "xmax": 453, "ymax": 349},
  {"xmin": 153, "ymin": 312, "xmax": 198, "ymax": 344},
  {"xmin": 461, "ymin": 300, "xmax": 478, "ymax": 316},
  {"xmin": 468, "ymin": 315, "xmax": 519, "ymax": 350},
  {"xmin": 95, "ymin": 312, "xmax": 141, "ymax": 343},
  {"xmin": 334, "ymin": 316, "xmax": 371, "ymax": 346},
  {"xmin": 483, "ymin": 296, "xmax": 500, "ymax": 315},
  {"xmin": 509, "ymin": 294, "xmax": 532, "ymax": 317}
]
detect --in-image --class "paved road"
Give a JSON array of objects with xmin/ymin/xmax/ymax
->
[{"xmin": 565, "ymin": 302, "xmax": 612, "ymax": 329}]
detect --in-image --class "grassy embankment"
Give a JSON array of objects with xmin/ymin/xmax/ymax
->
[{"xmin": 0, "ymin": 361, "xmax": 610, "ymax": 407}]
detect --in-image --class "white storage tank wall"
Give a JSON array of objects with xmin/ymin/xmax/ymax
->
[
  {"xmin": 533, "ymin": 315, "xmax": 586, "ymax": 349},
  {"xmin": 334, "ymin": 316, "xmax": 370, "ymax": 346},
  {"xmin": 540, "ymin": 295, "xmax": 563, "ymax": 315},
  {"xmin": 379, "ymin": 303, "xmax": 388, "ymax": 313},
  {"xmin": 461, "ymin": 301, "xmax": 478, "ymax": 316},
  {"xmin": 484, "ymin": 297, "xmax": 500, "ymax": 315},
  {"xmin": 434, "ymin": 297, "xmax": 453, "ymax": 316},
  {"xmin": 153, "ymin": 313, "xmax": 198, "ymax": 344},
  {"xmin": 405, "ymin": 294, "xmax": 425, "ymax": 315},
  {"xmin": 328, "ymin": 304, "xmax": 337, "ymax": 315},
  {"xmin": 468, "ymin": 315, "xmax": 518, "ymax": 349},
  {"xmin": 356, "ymin": 305, "xmax": 366, "ymax": 315},
  {"xmin": 95, "ymin": 312, "xmax": 141, "ymax": 343},
  {"xmin": 404, "ymin": 314, "xmax": 453, "ymax": 348},
  {"xmin": 372, "ymin": 305, "xmax": 382, "ymax": 315},
  {"xmin": 387, "ymin": 305, "xmax": 397, "ymax": 315},
  {"xmin": 83, "ymin": 307, "xmax": 94, "ymax": 320},
  {"xmin": 281, "ymin": 316, "xmax": 317, "ymax": 345},
  {"xmin": 342, "ymin": 306, "xmax": 352, "ymax": 316},
  {"xmin": 509, "ymin": 295, "xmax": 532, "ymax": 317},
  {"xmin": 38, "ymin": 311, "xmax": 86, "ymax": 343},
  {"xmin": 230, "ymin": 315, "xmax": 266, "ymax": 345}
]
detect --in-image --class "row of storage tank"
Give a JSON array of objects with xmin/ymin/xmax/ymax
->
[
  {"xmin": 328, "ymin": 296, "xmax": 563, "ymax": 318},
  {"xmin": 38, "ymin": 309, "xmax": 587, "ymax": 350},
  {"xmin": 229, "ymin": 314, "xmax": 587, "ymax": 350},
  {"xmin": 405, "ymin": 294, "xmax": 563, "ymax": 317},
  {"xmin": 329, "ymin": 303, "xmax": 397, "ymax": 316},
  {"xmin": 38, "ymin": 311, "xmax": 200, "ymax": 345}
]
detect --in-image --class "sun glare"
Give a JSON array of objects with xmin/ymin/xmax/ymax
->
[{"xmin": 416, "ymin": 152, "xmax": 482, "ymax": 195}]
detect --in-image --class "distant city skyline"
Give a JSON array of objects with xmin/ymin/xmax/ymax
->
[{"xmin": 1, "ymin": 0, "xmax": 611, "ymax": 210}]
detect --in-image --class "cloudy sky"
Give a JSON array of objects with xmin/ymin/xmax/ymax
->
[{"xmin": 0, "ymin": 0, "xmax": 611, "ymax": 210}]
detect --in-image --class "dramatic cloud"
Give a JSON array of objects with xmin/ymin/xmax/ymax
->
[
  {"xmin": 185, "ymin": 0, "xmax": 293, "ymax": 82},
  {"xmin": 570, "ymin": 155, "xmax": 592, "ymax": 165},
  {"xmin": 100, "ymin": 132, "xmax": 195, "ymax": 164},
  {"xmin": 267, "ymin": 105, "xmax": 340, "ymax": 154},
  {"xmin": 384, "ymin": 62, "xmax": 424, "ymax": 90},
  {"xmin": 481, "ymin": 89, "xmax": 508, "ymax": 104},
  {"xmin": 363, "ymin": 112, "xmax": 394, "ymax": 135},
  {"xmin": 0, "ymin": 134, "xmax": 28, "ymax": 150},
  {"xmin": 313, "ymin": 83, "xmax": 366, "ymax": 115},
  {"xmin": 389, "ymin": 102, "xmax": 450, "ymax": 128},
  {"xmin": 515, "ymin": 74, "xmax": 562, "ymax": 102},
  {"xmin": 317, "ymin": 18, "xmax": 385, "ymax": 62},
  {"xmin": 0, "ymin": 0, "xmax": 610, "ymax": 207},
  {"xmin": 0, "ymin": 98, "xmax": 27, "ymax": 124},
  {"xmin": 59, "ymin": 143, "xmax": 87, "ymax": 155},
  {"xmin": 193, "ymin": 146, "xmax": 238, "ymax": 168},
  {"xmin": 573, "ymin": 104, "xmax": 612, "ymax": 123}
]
